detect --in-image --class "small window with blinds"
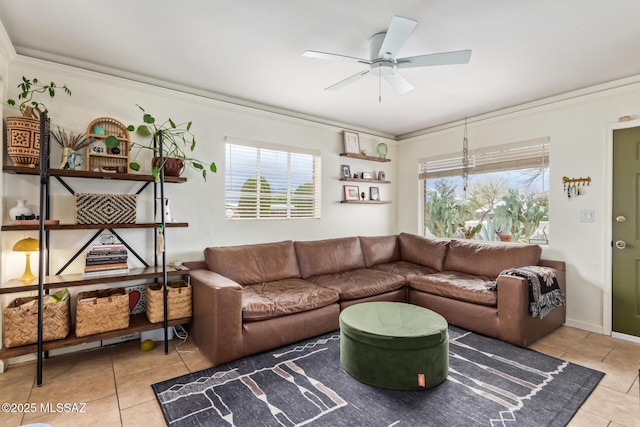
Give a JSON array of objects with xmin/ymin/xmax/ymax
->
[
  {"xmin": 225, "ymin": 138, "xmax": 321, "ymax": 219},
  {"xmin": 419, "ymin": 137, "xmax": 550, "ymax": 244}
]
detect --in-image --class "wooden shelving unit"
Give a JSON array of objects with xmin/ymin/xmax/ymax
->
[
  {"xmin": 1, "ymin": 222, "xmax": 188, "ymax": 231},
  {"xmin": 340, "ymin": 152, "xmax": 391, "ymax": 162},
  {"xmin": 0, "ymin": 314, "xmax": 190, "ymax": 359},
  {"xmin": 1, "ymin": 123, "xmax": 188, "ymax": 385}
]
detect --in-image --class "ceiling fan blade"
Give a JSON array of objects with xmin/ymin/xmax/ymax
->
[
  {"xmin": 377, "ymin": 16, "xmax": 418, "ymax": 59},
  {"xmin": 303, "ymin": 50, "xmax": 370, "ymax": 65},
  {"xmin": 396, "ymin": 49, "xmax": 472, "ymax": 68},
  {"xmin": 326, "ymin": 69, "xmax": 370, "ymax": 91},
  {"xmin": 383, "ymin": 71, "xmax": 414, "ymax": 94}
]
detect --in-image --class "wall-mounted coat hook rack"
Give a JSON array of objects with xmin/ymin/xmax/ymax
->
[{"xmin": 562, "ymin": 176, "xmax": 591, "ymax": 200}]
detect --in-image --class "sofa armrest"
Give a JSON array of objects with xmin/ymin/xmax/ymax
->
[
  {"xmin": 189, "ymin": 268, "xmax": 244, "ymax": 366},
  {"xmin": 496, "ymin": 265, "xmax": 566, "ymax": 346}
]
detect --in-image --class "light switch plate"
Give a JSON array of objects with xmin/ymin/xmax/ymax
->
[{"xmin": 580, "ymin": 209, "xmax": 594, "ymax": 222}]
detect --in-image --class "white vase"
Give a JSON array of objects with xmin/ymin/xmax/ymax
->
[
  {"xmin": 154, "ymin": 198, "xmax": 171, "ymax": 223},
  {"xmin": 9, "ymin": 200, "xmax": 34, "ymax": 222}
]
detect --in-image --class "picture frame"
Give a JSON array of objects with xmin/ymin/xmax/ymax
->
[
  {"xmin": 341, "ymin": 164, "xmax": 351, "ymax": 179},
  {"xmin": 343, "ymin": 185, "xmax": 360, "ymax": 201},
  {"xmin": 343, "ymin": 130, "xmax": 360, "ymax": 154},
  {"xmin": 361, "ymin": 172, "xmax": 373, "ymax": 180},
  {"xmin": 377, "ymin": 171, "xmax": 386, "ymax": 181},
  {"xmin": 370, "ymin": 186, "xmax": 380, "ymax": 201}
]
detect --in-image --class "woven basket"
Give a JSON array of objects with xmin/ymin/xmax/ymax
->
[
  {"xmin": 146, "ymin": 280, "xmax": 192, "ymax": 323},
  {"xmin": 75, "ymin": 288, "xmax": 129, "ymax": 337},
  {"xmin": 3, "ymin": 293, "xmax": 70, "ymax": 348},
  {"xmin": 75, "ymin": 193, "xmax": 137, "ymax": 224}
]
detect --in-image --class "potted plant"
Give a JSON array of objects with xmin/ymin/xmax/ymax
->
[
  {"xmin": 5, "ymin": 77, "xmax": 71, "ymax": 168},
  {"xmin": 127, "ymin": 105, "xmax": 217, "ymax": 182},
  {"xmin": 458, "ymin": 223, "xmax": 482, "ymax": 240}
]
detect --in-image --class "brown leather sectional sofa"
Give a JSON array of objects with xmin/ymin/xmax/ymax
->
[{"xmin": 185, "ymin": 232, "xmax": 566, "ymax": 367}]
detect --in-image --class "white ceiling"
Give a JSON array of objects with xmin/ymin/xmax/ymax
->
[{"xmin": 2, "ymin": 0, "xmax": 640, "ymax": 139}]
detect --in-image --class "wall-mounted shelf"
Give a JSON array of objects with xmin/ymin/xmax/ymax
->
[
  {"xmin": 339, "ymin": 177, "xmax": 390, "ymax": 184},
  {"xmin": 340, "ymin": 152, "xmax": 390, "ymax": 162},
  {"xmin": 340, "ymin": 200, "xmax": 391, "ymax": 205}
]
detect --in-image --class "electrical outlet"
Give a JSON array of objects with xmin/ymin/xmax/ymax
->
[{"xmin": 580, "ymin": 209, "xmax": 594, "ymax": 222}]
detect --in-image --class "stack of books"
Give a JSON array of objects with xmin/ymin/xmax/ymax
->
[{"xmin": 83, "ymin": 244, "xmax": 129, "ymax": 277}]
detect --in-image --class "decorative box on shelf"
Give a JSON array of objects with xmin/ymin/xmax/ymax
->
[
  {"xmin": 86, "ymin": 117, "xmax": 130, "ymax": 173},
  {"xmin": 75, "ymin": 193, "xmax": 137, "ymax": 224}
]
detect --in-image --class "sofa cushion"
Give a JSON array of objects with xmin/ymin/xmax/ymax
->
[
  {"xmin": 294, "ymin": 237, "xmax": 366, "ymax": 279},
  {"xmin": 372, "ymin": 261, "xmax": 437, "ymax": 280},
  {"xmin": 443, "ymin": 239, "xmax": 542, "ymax": 278},
  {"xmin": 409, "ymin": 272, "xmax": 497, "ymax": 306},
  {"xmin": 309, "ymin": 269, "xmax": 405, "ymax": 300},
  {"xmin": 399, "ymin": 232, "xmax": 449, "ymax": 271},
  {"xmin": 242, "ymin": 278, "xmax": 339, "ymax": 322},
  {"xmin": 359, "ymin": 235, "xmax": 400, "ymax": 267},
  {"xmin": 205, "ymin": 240, "xmax": 300, "ymax": 285}
]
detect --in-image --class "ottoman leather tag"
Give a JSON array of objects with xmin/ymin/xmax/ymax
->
[{"xmin": 418, "ymin": 373, "xmax": 426, "ymax": 387}]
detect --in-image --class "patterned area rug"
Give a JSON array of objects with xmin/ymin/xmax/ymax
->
[{"xmin": 152, "ymin": 327, "xmax": 603, "ymax": 426}]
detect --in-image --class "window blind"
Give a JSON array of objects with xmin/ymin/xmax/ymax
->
[
  {"xmin": 225, "ymin": 137, "xmax": 321, "ymax": 219},
  {"xmin": 418, "ymin": 137, "xmax": 549, "ymax": 179}
]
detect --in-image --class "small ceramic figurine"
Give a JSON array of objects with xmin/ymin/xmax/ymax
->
[{"xmin": 361, "ymin": 192, "xmax": 366, "ymax": 200}]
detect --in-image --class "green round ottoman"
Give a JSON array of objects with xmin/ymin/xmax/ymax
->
[{"xmin": 339, "ymin": 302, "xmax": 448, "ymax": 390}]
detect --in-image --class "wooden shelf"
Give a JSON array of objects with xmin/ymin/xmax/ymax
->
[
  {"xmin": 3, "ymin": 166, "xmax": 186, "ymax": 183},
  {"xmin": 0, "ymin": 314, "xmax": 191, "ymax": 359},
  {"xmin": 0, "ymin": 267, "xmax": 189, "ymax": 294},
  {"xmin": 340, "ymin": 200, "xmax": 391, "ymax": 204},
  {"xmin": 1, "ymin": 222, "xmax": 188, "ymax": 231},
  {"xmin": 340, "ymin": 152, "xmax": 391, "ymax": 162},
  {"xmin": 340, "ymin": 177, "xmax": 390, "ymax": 184}
]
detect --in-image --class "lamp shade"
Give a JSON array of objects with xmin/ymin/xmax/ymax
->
[{"xmin": 13, "ymin": 237, "xmax": 40, "ymax": 252}]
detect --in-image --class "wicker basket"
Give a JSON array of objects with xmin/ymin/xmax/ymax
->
[
  {"xmin": 146, "ymin": 280, "xmax": 192, "ymax": 323},
  {"xmin": 75, "ymin": 193, "xmax": 137, "ymax": 224},
  {"xmin": 3, "ymin": 293, "xmax": 70, "ymax": 348},
  {"xmin": 75, "ymin": 288, "xmax": 129, "ymax": 337}
]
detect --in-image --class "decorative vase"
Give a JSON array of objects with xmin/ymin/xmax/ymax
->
[
  {"xmin": 152, "ymin": 157, "xmax": 185, "ymax": 177},
  {"xmin": 6, "ymin": 116, "xmax": 42, "ymax": 168},
  {"xmin": 154, "ymin": 198, "xmax": 172, "ymax": 223},
  {"xmin": 376, "ymin": 142, "xmax": 388, "ymax": 159},
  {"xmin": 9, "ymin": 200, "xmax": 34, "ymax": 222}
]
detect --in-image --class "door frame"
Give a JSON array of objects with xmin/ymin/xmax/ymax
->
[{"xmin": 604, "ymin": 118, "xmax": 640, "ymax": 338}]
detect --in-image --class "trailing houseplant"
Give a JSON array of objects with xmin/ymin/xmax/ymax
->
[
  {"xmin": 5, "ymin": 77, "xmax": 72, "ymax": 168},
  {"xmin": 6, "ymin": 77, "xmax": 71, "ymax": 118},
  {"xmin": 127, "ymin": 105, "xmax": 217, "ymax": 182}
]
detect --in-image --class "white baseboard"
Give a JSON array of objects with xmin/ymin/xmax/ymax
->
[
  {"xmin": 612, "ymin": 332, "xmax": 640, "ymax": 344},
  {"xmin": 564, "ymin": 318, "xmax": 604, "ymax": 334}
]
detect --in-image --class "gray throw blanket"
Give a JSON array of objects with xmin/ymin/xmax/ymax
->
[{"xmin": 498, "ymin": 266, "xmax": 566, "ymax": 319}]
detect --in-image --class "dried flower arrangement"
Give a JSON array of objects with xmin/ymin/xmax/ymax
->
[{"xmin": 50, "ymin": 127, "xmax": 96, "ymax": 169}]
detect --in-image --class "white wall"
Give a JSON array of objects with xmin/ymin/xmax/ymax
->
[
  {"xmin": 397, "ymin": 78, "xmax": 640, "ymax": 334},
  {"xmin": 1, "ymin": 56, "xmax": 397, "ymax": 293}
]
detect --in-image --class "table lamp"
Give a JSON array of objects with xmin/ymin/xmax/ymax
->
[{"xmin": 12, "ymin": 237, "xmax": 39, "ymax": 282}]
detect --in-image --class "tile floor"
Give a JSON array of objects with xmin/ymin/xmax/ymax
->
[{"xmin": 0, "ymin": 326, "xmax": 638, "ymax": 426}]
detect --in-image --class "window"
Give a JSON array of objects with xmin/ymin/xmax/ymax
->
[
  {"xmin": 225, "ymin": 137, "xmax": 321, "ymax": 219},
  {"xmin": 419, "ymin": 137, "xmax": 549, "ymax": 243}
]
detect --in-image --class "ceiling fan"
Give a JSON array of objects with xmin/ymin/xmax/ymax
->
[{"xmin": 303, "ymin": 16, "xmax": 471, "ymax": 95}]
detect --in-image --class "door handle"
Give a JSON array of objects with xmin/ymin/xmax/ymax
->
[
  {"xmin": 616, "ymin": 215, "xmax": 627, "ymax": 223},
  {"xmin": 615, "ymin": 240, "xmax": 627, "ymax": 249}
]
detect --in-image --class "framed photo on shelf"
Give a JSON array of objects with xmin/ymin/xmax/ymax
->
[
  {"xmin": 341, "ymin": 164, "xmax": 351, "ymax": 179},
  {"xmin": 377, "ymin": 171, "xmax": 386, "ymax": 181},
  {"xmin": 343, "ymin": 185, "xmax": 360, "ymax": 201},
  {"xmin": 343, "ymin": 130, "xmax": 360, "ymax": 154},
  {"xmin": 370, "ymin": 186, "xmax": 380, "ymax": 201}
]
